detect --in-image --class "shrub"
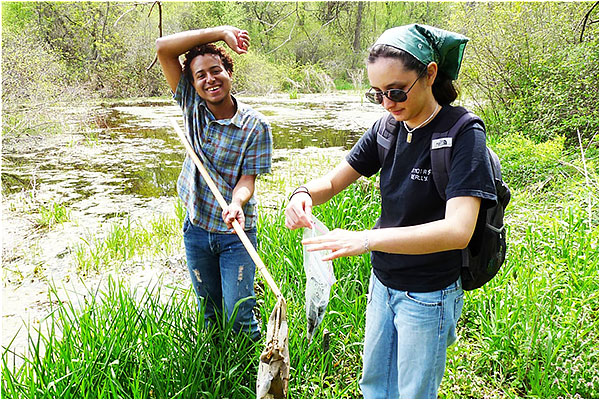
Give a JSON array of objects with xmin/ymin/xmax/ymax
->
[
  {"xmin": 457, "ymin": 2, "xmax": 599, "ymax": 147},
  {"xmin": 489, "ymin": 132, "xmax": 565, "ymax": 190},
  {"xmin": 231, "ymin": 51, "xmax": 287, "ymax": 94}
]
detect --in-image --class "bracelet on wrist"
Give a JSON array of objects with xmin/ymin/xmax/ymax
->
[
  {"xmin": 364, "ymin": 231, "xmax": 371, "ymax": 253},
  {"xmin": 289, "ymin": 186, "xmax": 312, "ymax": 201}
]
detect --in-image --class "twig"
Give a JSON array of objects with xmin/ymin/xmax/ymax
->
[
  {"xmin": 580, "ymin": 1, "xmax": 599, "ymax": 43},
  {"xmin": 113, "ymin": 5, "xmax": 137, "ymax": 27},
  {"xmin": 310, "ymin": 16, "xmax": 337, "ymax": 43},
  {"xmin": 266, "ymin": 16, "xmax": 297, "ymax": 55},
  {"xmin": 146, "ymin": 1, "xmax": 162, "ymax": 71},
  {"xmin": 263, "ymin": 8, "xmax": 296, "ymax": 34}
]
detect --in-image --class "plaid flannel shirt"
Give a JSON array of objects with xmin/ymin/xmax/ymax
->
[{"xmin": 174, "ymin": 75, "xmax": 272, "ymax": 233}]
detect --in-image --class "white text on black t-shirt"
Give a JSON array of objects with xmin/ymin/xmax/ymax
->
[{"xmin": 410, "ymin": 167, "xmax": 431, "ymax": 182}]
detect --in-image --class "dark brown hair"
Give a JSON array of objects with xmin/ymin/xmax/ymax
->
[
  {"xmin": 183, "ymin": 43, "xmax": 234, "ymax": 83},
  {"xmin": 367, "ymin": 44, "xmax": 458, "ymax": 105}
]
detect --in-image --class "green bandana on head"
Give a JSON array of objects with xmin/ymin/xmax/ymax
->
[{"xmin": 374, "ymin": 24, "xmax": 469, "ymax": 80}]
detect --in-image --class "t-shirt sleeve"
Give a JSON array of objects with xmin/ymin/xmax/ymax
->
[
  {"xmin": 242, "ymin": 118, "xmax": 273, "ymax": 176},
  {"xmin": 345, "ymin": 121, "xmax": 381, "ymax": 177},
  {"xmin": 445, "ymin": 122, "xmax": 497, "ymax": 208}
]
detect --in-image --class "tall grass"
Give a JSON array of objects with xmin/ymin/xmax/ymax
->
[
  {"xmin": 3, "ymin": 169, "xmax": 598, "ymax": 398},
  {"xmin": 442, "ymin": 205, "xmax": 598, "ymax": 398},
  {"xmin": 1, "ymin": 278, "xmax": 259, "ymax": 398}
]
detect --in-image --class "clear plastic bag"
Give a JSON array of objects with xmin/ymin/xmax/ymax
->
[{"xmin": 303, "ymin": 217, "xmax": 336, "ymax": 342}]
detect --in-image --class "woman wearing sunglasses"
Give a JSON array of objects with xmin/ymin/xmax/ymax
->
[{"xmin": 285, "ymin": 24, "xmax": 496, "ymax": 398}]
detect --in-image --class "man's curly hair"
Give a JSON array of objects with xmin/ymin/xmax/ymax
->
[{"xmin": 183, "ymin": 44, "xmax": 234, "ymax": 84}]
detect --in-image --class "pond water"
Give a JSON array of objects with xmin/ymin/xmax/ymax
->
[
  {"xmin": 3, "ymin": 93, "xmax": 383, "ymax": 199},
  {"xmin": 1, "ymin": 91, "xmax": 385, "ymax": 358}
]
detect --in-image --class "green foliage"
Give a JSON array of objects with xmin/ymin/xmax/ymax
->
[
  {"xmin": 1, "ymin": 278, "xmax": 259, "ymax": 398},
  {"xmin": 1, "ymin": 29, "xmax": 69, "ymax": 107},
  {"xmin": 333, "ymin": 78, "xmax": 354, "ymax": 91},
  {"xmin": 455, "ymin": 2, "xmax": 599, "ymax": 145},
  {"xmin": 489, "ymin": 132, "xmax": 566, "ymax": 189},
  {"xmin": 37, "ymin": 202, "xmax": 71, "ymax": 229},
  {"xmin": 230, "ymin": 50, "xmax": 287, "ymax": 94},
  {"xmin": 1, "ymin": 2, "xmax": 37, "ymax": 31}
]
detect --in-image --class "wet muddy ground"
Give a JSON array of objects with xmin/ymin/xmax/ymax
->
[{"xmin": 1, "ymin": 92, "xmax": 384, "ymax": 359}]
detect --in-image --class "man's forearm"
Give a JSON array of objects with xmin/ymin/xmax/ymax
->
[
  {"xmin": 231, "ymin": 175, "xmax": 256, "ymax": 207},
  {"xmin": 156, "ymin": 27, "xmax": 224, "ymax": 57}
]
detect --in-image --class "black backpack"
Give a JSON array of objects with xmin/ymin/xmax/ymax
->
[{"xmin": 375, "ymin": 106, "xmax": 511, "ymax": 290}]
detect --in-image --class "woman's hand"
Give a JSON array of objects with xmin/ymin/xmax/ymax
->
[
  {"xmin": 302, "ymin": 229, "xmax": 369, "ymax": 261},
  {"xmin": 222, "ymin": 202, "xmax": 245, "ymax": 230},
  {"xmin": 220, "ymin": 26, "xmax": 250, "ymax": 54},
  {"xmin": 285, "ymin": 192, "xmax": 313, "ymax": 230}
]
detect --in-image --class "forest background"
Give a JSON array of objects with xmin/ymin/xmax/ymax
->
[
  {"xmin": 1, "ymin": 1, "xmax": 599, "ymax": 399},
  {"xmin": 2, "ymin": 0, "xmax": 598, "ymax": 146}
]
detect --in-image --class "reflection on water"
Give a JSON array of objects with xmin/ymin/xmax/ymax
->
[
  {"xmin": 271, "ymin": 123, "xmax": 362, "ymax": 149},
  {"xmin": 2, "ymin": 92, "xmax": 384, "ymax": 203}
]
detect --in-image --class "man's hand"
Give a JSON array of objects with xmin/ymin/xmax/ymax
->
[
  {"xmin": 222, "ymin": 202, "xmax": 245, "ymax": 230},
  {"xmin": 220, "ymin": 26, "xmax": 250, "ymax": 54}
]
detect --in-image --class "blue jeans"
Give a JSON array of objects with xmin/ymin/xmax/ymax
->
[
  {"xmin": 360, "ymin": 272, "xmax": 464, "ymax": 399},
  {"xmin": 183, "ymin": 217, "xmax": 260, "ymax": 339}
]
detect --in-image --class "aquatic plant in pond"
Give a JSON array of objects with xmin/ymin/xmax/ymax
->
[{"xmin": 36, "ymin": 202, "xmax": 71, "ymax": 229}]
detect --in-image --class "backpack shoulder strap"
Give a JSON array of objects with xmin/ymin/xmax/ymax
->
[
  {"xmin": 431, "ymin": 107, "xmax": 484, "ymax": 200},
  {"xmin": 376, "ymin": 114, "xmax": 400, "ymax": 166}
]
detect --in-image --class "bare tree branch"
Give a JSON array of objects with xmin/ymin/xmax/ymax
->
[
  {"xmin": 114, "ymin": 5, "xmax": 137, "ymax": 26},
  {"xmin": 146, "ymin": 1, "xmax": 162, "ymax": 71},
  {"xmin": 580, "ymin": 1, "xmax": 599, "ymax": 42},
  {"xmin": 266, "ymin": 16, "xmax": 298, "ymax": 55},
  {"xmin": 263, "ymin": 8, "xmax": 296, "ymax": 34}
]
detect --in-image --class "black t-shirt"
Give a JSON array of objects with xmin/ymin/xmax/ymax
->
[{"xmin": 346, "ymin": 105, "xmax": 497, "ymax": 292}]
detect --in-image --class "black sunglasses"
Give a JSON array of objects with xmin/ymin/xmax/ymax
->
[{"xmin": 365, "ymin": 68, "xmax": 427, "ymax": 105}]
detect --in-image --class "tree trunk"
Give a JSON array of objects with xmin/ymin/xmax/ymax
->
[{"xmin": 351, "ymin": 1, "xmax": 364, "ymax": 68}]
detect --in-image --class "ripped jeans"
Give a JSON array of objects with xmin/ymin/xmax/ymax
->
[{"xmin": 183, "ymin": 217, "xmax": 260, "ymax": 339}]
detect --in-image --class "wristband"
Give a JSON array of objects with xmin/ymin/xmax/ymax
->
[
  {"xmin": 289, "ymin": 186, "xmax": 312, "ymax": 201},
  {"xmin": 364, "ymin": 231, "xmax": 371, "ymax": 252}
]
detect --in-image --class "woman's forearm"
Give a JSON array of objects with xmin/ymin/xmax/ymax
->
[{"xmin": 299, "ymin": 160, "xmax": 362, "ymax": 206}]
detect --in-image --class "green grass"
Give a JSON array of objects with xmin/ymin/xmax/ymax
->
[
  {"xmin": 442, "ymin": 205, "xmax": 598, "ymax": 398},
  {"xmin": 73, "ymin": 201, "xmax": 186, "ymax": 274},
  {"xmin": 1, "ymin": 278, "xmax": 259, "ymax": 398},
  {"xmin": 36, "ymin": 202, "xmax": 71, "ymax": 229},
  {"xmin": 2, "ymin": 136, "xmax": 598, "ymax": 398}
]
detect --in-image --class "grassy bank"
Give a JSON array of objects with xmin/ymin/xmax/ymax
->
[
  {"xmin": 3, "ymin": 136, "xmax": 598, "ymax": 397},
  {"xmin": 1, "ymin": 279, "xmax": 258, "ymax": 398}
]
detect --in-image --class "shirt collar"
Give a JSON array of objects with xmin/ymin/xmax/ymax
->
[{"xmin": 198, "ymin": 95, "xmax": 244, "ymax": 128}]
